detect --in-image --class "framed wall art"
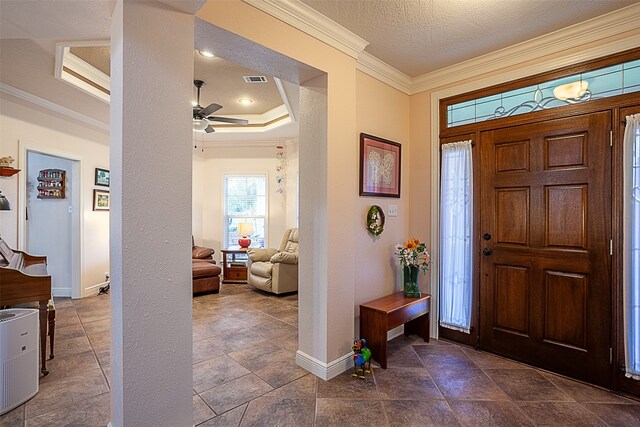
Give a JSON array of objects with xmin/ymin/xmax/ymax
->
[
  {"xmin": 359, "ymin": 133, "xmax": 401, "ymax": 198},
  {"xmin": 93, "ymin": 189, "xmax": 110, "ymax": 211},
  {"xmin": 95, "ymin": 168, "xmax": 110, "ymax": 187}
]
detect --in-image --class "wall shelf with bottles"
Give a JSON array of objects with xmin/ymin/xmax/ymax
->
[{"xmin": 37, "ymin": 169, "xmax": 66, "ymax": 199}]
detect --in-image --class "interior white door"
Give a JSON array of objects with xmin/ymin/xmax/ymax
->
[{"xmin": 26, "ymin": 152, "xmax": 76, "ymax": 297}]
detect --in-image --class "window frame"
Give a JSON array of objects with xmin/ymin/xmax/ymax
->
[{"xmin": 222, "ymin": 173, "xmax": 268, "ymax": 249}]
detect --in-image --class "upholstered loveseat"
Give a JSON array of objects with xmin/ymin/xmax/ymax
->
[{"xmin": 247, "ymin": 228, "xmax": 298, "ymax": 294}]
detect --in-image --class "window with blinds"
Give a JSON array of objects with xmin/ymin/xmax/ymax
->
[{"xmin": 224, "ymin": 175, "xmax": 267, "ymax": 248}]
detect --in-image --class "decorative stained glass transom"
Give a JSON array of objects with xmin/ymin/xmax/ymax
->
[{"xmin": 447, "ymin": 59, "xmax": 640, "ymax": 128}]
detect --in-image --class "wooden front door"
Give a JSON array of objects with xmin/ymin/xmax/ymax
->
[{"xmin": 479, "ymin": 111, "xmax": 612, "ymax": 386}]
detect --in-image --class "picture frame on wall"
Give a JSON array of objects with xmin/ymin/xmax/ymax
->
[
  {"xmin": 95, "ymin": 168, "xmax": 110, "ymax": 187},
  {"xmin": 359, "ymin": 133, "xmax": 401, "ymax": 198},
  {"xmin": 93, "ymin": 189, "xmax": 110, "ymax": 211}
]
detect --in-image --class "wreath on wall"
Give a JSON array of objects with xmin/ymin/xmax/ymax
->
[{"xmin": 367, "ymin": 205, "xmax": 385, "ymax": 236}]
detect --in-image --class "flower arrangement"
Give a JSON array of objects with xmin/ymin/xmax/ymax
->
[{"xmin": 395, "ymin": 238, "xmax": 430, "ymax": 273}]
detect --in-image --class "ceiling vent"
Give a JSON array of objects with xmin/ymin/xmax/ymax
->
[{"xmin": 243, "ymin": 76, "xmax": 268, "ymax": 83}]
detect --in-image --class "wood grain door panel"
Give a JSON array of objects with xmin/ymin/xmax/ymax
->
[{"xmin": 480, "ymin": 111, "xmax": 611, "ymax": 387}]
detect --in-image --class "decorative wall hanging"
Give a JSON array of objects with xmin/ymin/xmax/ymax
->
[
  {"xmin": 275, "ymin": 145, "xmax": 287, "ymax": 198},
  {"xmin": 93, "ymin": 189, "xmax": 110, "ymax": 211},
  {"xmin": 366, "ymin": 205, "xmax": 385, "ymax": 236},
  {"xmin": 37, "ymin": 169, "xmax": 66, "ymax": 199},
  {"xmin": 359, "ymin": 133, "xmax": 401, "ymax": 198},
  {"xmin": 95, "ymin": 168, "xmax": 110, "ymax": 187}
]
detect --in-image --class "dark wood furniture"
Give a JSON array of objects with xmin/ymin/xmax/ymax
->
[
  {"xmin": 0, "ymin": 237, "xmax": 54, "ymax": 376},
  {"xmin": 360, "ymin": 292, "xmax": 430, "ymax": 369},
  {"xmin": 221, "ymin": 248, "xmax": 248, "ymax": 283}
]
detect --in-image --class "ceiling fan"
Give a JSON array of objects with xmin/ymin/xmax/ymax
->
[{"xmin": 192, "ymin": 80, "xmax": 249, "ymax": 133}]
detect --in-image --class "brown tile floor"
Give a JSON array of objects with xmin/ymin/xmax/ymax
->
[{"xmin": 2, "ymin": 283, "xmax": 640, "ymax": 426}]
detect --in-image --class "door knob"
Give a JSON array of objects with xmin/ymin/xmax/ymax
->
[
  {"xmin": 482, "ymin": 248, "xmax": 493, "ymax": 256},
  {"xmin": 483, "ymin": 233, "xmax": 492, "ymax": 240}
]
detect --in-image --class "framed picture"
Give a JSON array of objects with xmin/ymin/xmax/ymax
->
[
  {"xmin": 93, "ymin": 189, "xmax": 110, "ymax": 211},
  {"xmin": 359, "ymin": 133, "xmax": 401, "ymax": 198},
  {"xmin": 95, "ymin": 168, "xmax": 110, "ymax": 187}
]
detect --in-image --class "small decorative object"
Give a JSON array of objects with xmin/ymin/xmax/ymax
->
[
  {"xmin": 366, "ymin": 205, "xmax": 385, "ymax": 236},
  {"xmin": 351, "ymin": 338, "xmax": 371, "ymax": 379},
  {"xmin": 93, "ymin": 189, "xmax": 110, "ymax": 211},
  {"xmin": 236, "ymin": 222, "xmax": 254, "ymax": 248},
  {"xmin": 395, "ymin": 238, "xmax": 430, "ymax": 298},
  {"xmin": 359, "ymin": 133, "xmax": 401, "ymax": 198},
  {"xmin": 0, "ymin": 156, "xmax": 15, "ymax": 167},
  {"xmin": 95, "ymin": 168, "xmax": 110, "ymax": 187}
]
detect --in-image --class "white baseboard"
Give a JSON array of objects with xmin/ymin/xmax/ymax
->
[
  {"xmin": 52, "ymin": 287, "xmax": 72, "ymax": 297},
  {"xmin": 296, "ymin": 350, "xmax": 352, "ymax": 381}
]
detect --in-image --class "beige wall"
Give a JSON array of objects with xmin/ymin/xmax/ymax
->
[
  {"xmin": 354, "ymin": 71, "xmax": 411, "ymax": 334},
  {"xmin": 0, "ymin": 94, "xmax": 110, "ymax": 296}
]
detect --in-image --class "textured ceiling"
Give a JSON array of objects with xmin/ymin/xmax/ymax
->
[{"xmin": 300, "ymin": 0, "xmax": 636, "ymax": 77}]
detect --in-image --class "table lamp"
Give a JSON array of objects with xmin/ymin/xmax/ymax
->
[{"xmin": 237, "ymin": 223, "xmax": 254, "ymax": 248}]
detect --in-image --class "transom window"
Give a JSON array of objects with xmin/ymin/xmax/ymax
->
[
  {"xmin": 224, "ymin": 175, "xmax": 267, "ymax": 248},
  {"xmin": 447, "ymin": 58, "xmax": 640, "ymax": 128}
]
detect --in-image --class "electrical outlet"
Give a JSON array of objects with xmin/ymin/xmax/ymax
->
[{"xmin": 388, "ymin": 204, "xmax": 398, "ymax": 217}]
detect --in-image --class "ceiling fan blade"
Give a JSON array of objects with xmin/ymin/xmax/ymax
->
[
  {"xmin": 207, "ymin": 116, "xmax": 249, "ymax": 125},
  {"xmin": 199, "ymin": 103, "xmax": 223, "ymax": 117},
  {"xmin": 204, "ymin": 125, "xmax": 215, "ymax": 133}
]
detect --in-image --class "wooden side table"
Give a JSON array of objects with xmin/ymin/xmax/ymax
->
[
  {"xmin": 359, "ymin": 292, "xmax": 430, "ymax": 369},
  {"xmin": 221, "ymin": 249, "xmax": 248, "ymax": 283}
]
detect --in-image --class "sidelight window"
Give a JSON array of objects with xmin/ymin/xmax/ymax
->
[
  {"xmin": 625, "ymin": 113, "xmax": 640, "ymax": 379},
  {"xmin": 440, "ymin": 140, "xmax": 473, "ymax": 333}
]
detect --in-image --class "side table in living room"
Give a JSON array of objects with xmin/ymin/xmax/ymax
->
[{"xmin": 221, "ymin": 248, "xmax": 248, "ymax": 284}]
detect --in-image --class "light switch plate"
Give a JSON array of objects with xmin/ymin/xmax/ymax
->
[{"xmin": 388, "ymin": 204, "xmax": 398, "ymax": 216}]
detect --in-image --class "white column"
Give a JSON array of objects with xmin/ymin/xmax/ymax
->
[{"xmin": 110, "ymin": 1, "xmax": 193, "ymax": 425}]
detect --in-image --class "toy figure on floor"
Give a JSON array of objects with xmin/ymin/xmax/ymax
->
[{"xmin": 352, "ymin": 338, "xmax": 372, "ymax": 379}]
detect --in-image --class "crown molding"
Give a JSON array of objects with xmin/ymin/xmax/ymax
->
[
  {"xmin": 242, "ymin": 0, "xmax": 368, "ymax": 59},
  {"xmin": 0, "ymin": 82, "xmax": 109, "ymax": 131},
  {"xmin": 356, "ymin": 52, "xmax": 412, "ymax": 95},
  {"xmin": 411, "ymin": 3, "xmax": 640, "ymax": 94}
]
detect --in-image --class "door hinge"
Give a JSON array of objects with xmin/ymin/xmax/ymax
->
[
  {"xmin": 610, "ymin": 347, "xmax": 613, "ymax": 364},
  {"xmin": 610, "ymin": 130, "xmax": 613, "ymax": 147},
  {"xmin": 610, "ymin": 239, "xmax": 613, "ymax": 256}
]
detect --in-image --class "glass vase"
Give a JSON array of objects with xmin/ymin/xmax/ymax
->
[{"xmin": 403, "ymin": 265, "xmax": 421, "ymax": 298}]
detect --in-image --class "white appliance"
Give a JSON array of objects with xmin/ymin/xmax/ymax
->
[{"xmin": 0, "ymin": 308, "xmax": 39, "ymax": 415}]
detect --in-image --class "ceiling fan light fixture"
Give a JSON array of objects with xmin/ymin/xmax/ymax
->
[
  {"xmin": 238, "ymin": 98, "xmax": 253, "ymax": 105},
  {"xmin": 192, "ymin": 119, "xmax": 208, "ymax": 132}
]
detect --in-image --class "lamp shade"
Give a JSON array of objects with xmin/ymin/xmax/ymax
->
[
  {"xmin": 237, "ymin": 222, "xmax": 254, "ymax": 236},
  {"xmin": 192, "ymin": 119, "xmax": 208, "ymax": 132},
  {"xmin": 0, "ymin": 191, "xmax": 11, "ymax": 211}
]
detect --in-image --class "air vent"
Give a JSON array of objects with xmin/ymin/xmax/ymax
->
[{"xmin": 243, "ymin": 76, "xmax": 268, "ymax": 83}]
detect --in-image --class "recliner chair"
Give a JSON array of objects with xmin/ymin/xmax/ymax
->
[{"xmin": 247, "ymin": 228, "xmax": 298, "ymax": 294}]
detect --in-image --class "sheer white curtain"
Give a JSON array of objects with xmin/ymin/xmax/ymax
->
[
  {"xmin": 624, "ymin": 113, "xmax": 640, "ymax": 379},
  {"xmin": 440, "ymin": 140, "xmax": 473, "ymax": 333}
]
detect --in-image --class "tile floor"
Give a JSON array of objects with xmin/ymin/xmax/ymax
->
[{"xmin": 2, "ymin": 283, "xmax": 640, "ymax": 426}]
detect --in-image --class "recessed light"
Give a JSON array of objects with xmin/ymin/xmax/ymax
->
[
  {"xmin": 198, "ymin": 50, "xmax": 215, "ymax": 58},
  {"xmin": 238, "ymin": 98, "xmax": 253, "ymax": 105}
]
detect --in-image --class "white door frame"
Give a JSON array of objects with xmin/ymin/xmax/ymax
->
[{"xmin": 18, "ymin": 140, "xmax": 83, "ymax": 299}]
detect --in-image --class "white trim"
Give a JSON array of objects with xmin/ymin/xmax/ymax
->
[
  {"xmin": 388, "ymin": 325, "xmax": 404, "ymax": 341},
  {"xmin": 0, "ymin": 83, "xmax": 109, "ymax": 131},
  {"xmin": 274, "ymin": 77, "xmax": 296, "ymax": 122},
  {"xmin": 356, "ymin": 52, "xmax": 412, "ymax": 95},
  {"xmin": 295, "ymin": 350, "xmax": 352, "ymax": 381},
  {"xmin": 55, "ymin": 41, "xmax": 111, "ymax": 103},
  {"xmin": 52, "ymin": 287, "xmax": 72, "ymax": 298},
  {"xmin": 412, "ymin": 3, "xmax": 640, "ymax": 94},
  {"xmin": 18, "ymin": 142, "xmax": 84, "ymax": 300},
  {"xmin": 242, "ymin": 0, "xmax": 368, "ymax": 59}
]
